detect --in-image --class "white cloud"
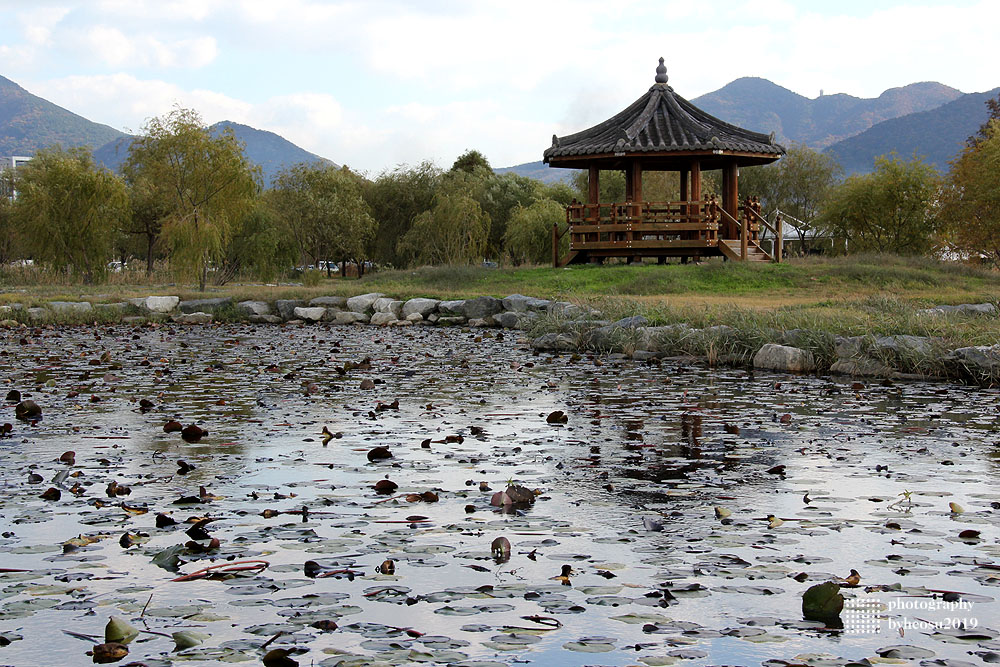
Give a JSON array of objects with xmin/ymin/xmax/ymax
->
[
  {"xmin": 29, "ymin": 74, "xmax": 251, "ymax": 133},
  {"xmin": 75, "ymin": 26, "xmax": 218, "ymax": 69},
  {"xmin": 9, "ymin": 1, "xmax": 1000, "ymax": 172},
  {"xmin": 17, "ymin": 5, "xmax": 71, "ymax": 46},
  {"xmin": 93, "ymin": 0, "xmax": 221, "ymax": 22}
]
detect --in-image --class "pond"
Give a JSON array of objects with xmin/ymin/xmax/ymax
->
[{"xmin": 1, "ymin": 323, "xmax": 998, "ymax": 667}]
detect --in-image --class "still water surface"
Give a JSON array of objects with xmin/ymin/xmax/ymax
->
[{"xmin": 1, "ymin": 323, "xmax": 998, "ymax": 666}]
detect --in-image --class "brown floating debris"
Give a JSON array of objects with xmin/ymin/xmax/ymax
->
[
  {"xmin": 367, "ymin": 446, "xmax": 392, "ymax": 462},
  {"xmin": 373, "ymin": 479, "xmax": 398, "ymax": 494},
  {"xmin": 491, "ymin": 536, "xmax": 511, "ymax": 562},
  {"xmin": 14, "ymin": 400, "xmax": 41, "ymax": 421},
  {"xmin": 171, "ymin": 559, "xmax": 269, "ymax": 582},
  {"xmin": 181, "ymin": 424, "xmax": 206, "ymax": 442},
  {"xmin": 163, "ymin": 420, "xmax": 182, "ymax": 433},
  {"xmin": 90, "ymin": 642, "xmax": 129, "ymax": 663},
  {"xmin": 546, "ymin": 410, "xmax": 568, "ymax": 424}
]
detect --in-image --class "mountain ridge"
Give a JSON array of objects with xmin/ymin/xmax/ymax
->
[
  {"xmin": 823, "ymin": 87, "xmax": 1000, "ymax": 174},
  {"xmin": 497, "ymin": 78, "xmax": 990, "ymax": 179},
  {"xmin": 92, "ymin": 121, "xmax": 335, "ymax": 186},
  {"xmin": 691, "ymin": 77, "xmax": 964, "ymax": 149},
  {"xmin": 0, "ymin": 74, "xmax": 334, "ymax": 186},
  {"xmin": 0, "ymin": 74, "xmax": 126, "ymax": 156}
]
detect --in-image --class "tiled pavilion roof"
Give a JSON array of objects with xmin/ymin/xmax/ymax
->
[{"xmin": 544, "ymin": 58, "xmax": 784, "ymax": 165}]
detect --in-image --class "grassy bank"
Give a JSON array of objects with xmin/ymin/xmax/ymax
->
[{"xmin": 3, "ymin": 255, "xmax": 1000, "ymax": 350}]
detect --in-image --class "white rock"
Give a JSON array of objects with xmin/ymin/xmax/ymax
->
[
  {"xmin": 143, "ymin": 296, "xmax": 180, "ymax": 313},
  {"xmin": 438, "ymin": 300, "xmax": 466, "ymax": 316},
  {"xmin": 238, "ymin": 300, "xmax": 271, "ymax": 317},
  {"xmin": 174, "ymin": 312, "xmax": 213, "ymax": 324},
  {"xmin": 49, "ymin": 301, "xmax": 93, "ymax": 314},
  {"xmin": 406, "ymin": 312, "xmax": 424, "ymax": 322},
  {"xmin": 293, "ymin": 306, "xmax": 327, "ymax": 322},
  {"xmin": 335, "ymin": 311, "xmax": 369, "ymax": 325},
  {"xmin": 369, "ymin": 312, "xmax": 397, "ymax": 326},
  {"xmin": 401, "ymin": 298, "xmax": 440, "ymax": 318},
  {"xmin": 309, "ymin": 295, "xmax": 348, "ymax": 308},
  {"xmin": 372, "ymin": 297, "xmax": 395, "ymax": 313},
  {"xmin": 753, "ymin": 343, "xmax": 815, "ymax": 373},
  {"xmin": 346, "ymin": 293, "xmax": 384, "ymax": 314}
]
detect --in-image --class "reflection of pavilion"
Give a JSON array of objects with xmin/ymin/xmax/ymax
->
[{"xmin": 544, "ymin": 59, "xmax": 786, "ymax": 266}]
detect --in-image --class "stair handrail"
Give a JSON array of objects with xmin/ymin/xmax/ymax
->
[{"xmin": 745, "ymin": 206, "xmax": 782, "ymax": 263}]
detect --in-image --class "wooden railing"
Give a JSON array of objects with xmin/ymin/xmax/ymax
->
[
  {"xmin": 563, "ymin": 198, "xmax": 721, "ymax": 253},
  {"xmin": 554, "ymin": 195, "xmax": 781, "ymax": 263},
  {"xmin": 744, "ymin": 199, "xmax": 782, "ymax": 263}
]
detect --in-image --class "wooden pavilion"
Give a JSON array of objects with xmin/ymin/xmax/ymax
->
[{"xmin": 545, "ymin": 58, "xmax": 786, "ymax": 266}]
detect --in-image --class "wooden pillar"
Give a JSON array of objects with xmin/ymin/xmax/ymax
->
[
  {"xmin": 552, "ymin": 222, "xmax": 559, "ymax": 268},
  {"xmin": 690, "ymin": 160, "xmax": 701, "ymax": 222},
  {"xmin": 632, "ymin": 162, "xmax": 643, "ymax": 204},
  {"xmin": 690, "ymin": 161, "xmax": 702, "ymax": 243},
  {"xmin": 724, "ymin": 162, "xmax": 738, "ymax": 236},
  {"xmin": 624, "ymin": 164, "xmax": 633, "ymax": 203},
  {"xmin": 679, "ymin": 168, "xmax": 689, "ymax": 222},
  {"xmin": 588, "ymin": 165, "xmax": 600, "ymax": 205}
]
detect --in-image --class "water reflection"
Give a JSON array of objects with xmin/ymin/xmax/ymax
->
[{"xmin": 0, "ymin": 324, "xmax": 998, "ymax": 667}]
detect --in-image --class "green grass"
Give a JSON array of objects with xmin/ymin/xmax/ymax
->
[
  {"xmin": 339, "ymin": 254, "xmax": 998, "ymax": 303},
  {"xmin": 4, "ymin": 255, "xmax": 1000, "ymax": 347},
  {"xmin": 4, "ymin": 254, "xmax": 996, "ymax": 305}
]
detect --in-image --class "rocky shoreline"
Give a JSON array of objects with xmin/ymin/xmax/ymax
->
[{"xmin": 2, "ymin": 293, "xmax": 999, "ymax": 384}]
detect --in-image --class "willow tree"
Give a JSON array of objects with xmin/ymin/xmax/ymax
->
[
  {"xmin": 123, "ymin": 108, "xmax": 259, "ymax": 291},
  {"xmin": 816, "ymin": 155, "xmax": 939, "ymax": 255},
  {"xmin": 0, "ymin": 167, "xmax": 16, "ymax": 264},
  {"xmin": 271, "ymin": 163, "xmax": 375, "ymax": 275},
  {"xmin": 504, "ymin": 199, "xmax": 565, "ymax": 265},
  {"xmin": 397, "ymin": 186, "xmax": 489, "ymax": 266},
  {"xmin": 940, "ymin": 119, "xmax": 1000, "ymax": 265},
  {"xmin": 13, "ymin": 147, "xmax": 128, "ymax": 282}
]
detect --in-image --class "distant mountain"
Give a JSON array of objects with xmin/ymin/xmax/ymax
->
[
  {"xmin": 93, "ymin": 121, "xmax": 335, "ymax": 186},
  {"xmin": 494, "ymin": 160, "xmax": 574, "ymax": 184},
  {"xmin": 692, "ymin": 78, "xmax": 963, "ymax": 149},
  {"xmin": 1, "ymin": 74, "xmax": 336, "ymax": 186},
  {"xmin": 211, "ymin": 121, "xmax": 335, "ymax": 185},
  {"xmin": 0, "ymin": 74, "xmax": 125, "ymax": 156},
  {"xmin": 500, "ymin": 78, "xmax": 973, "ymax": 183},
  {"xmin": 823, "ymin": 88, "xmax": 1000, "ymax": 174}
]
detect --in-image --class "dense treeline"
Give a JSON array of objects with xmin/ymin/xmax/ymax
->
[{"xmin": 1, "ymin": 95, "xmax": 1000, "ymax": 288}]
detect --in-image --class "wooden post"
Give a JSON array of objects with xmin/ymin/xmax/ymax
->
[
  {"xmin": 740, "ymin": 206, "xmax": 748, "ymax": 260},
  {"xmin": 723, "ymin": 162, "xmax": 738, "ymax": 237},
  {"xmin": 552, "ymin": 222, "xmax": 559, "ymax": 267},
  {"xmin": 690, "ymin": 161, "xmax": 702, "ymax": 241},
  {"xmin": 588, "ymin": 165, "xmax": 600, "ymax": 204},
  {"xmin": 690, "ymin": 161, "xmax": 701, "ymax": 211},
  {"xmin": 679, "ymin": 168, "xmax": 689, "ymax": 218},
  {"xmin": 775, "ymin": 213, "xmax": 783, "ymax": 263},
  {"xmin": 632, "ymin": 162, "xmax": 643, "ymax": 205}
]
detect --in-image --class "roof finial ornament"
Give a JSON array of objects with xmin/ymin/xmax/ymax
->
[{"xmin": 654, "ymin": 57, "xmax": 668, "ymax": 84}]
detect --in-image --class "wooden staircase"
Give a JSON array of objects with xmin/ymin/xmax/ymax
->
[
  {"xmin": 555, "ymin": 250, "xmax": 580, "ymax": 268},
  {"xmin": 719, "ymin": 239, "xmax": 773, "ymax": 262}
]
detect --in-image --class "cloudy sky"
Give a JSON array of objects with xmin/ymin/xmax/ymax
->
[{"xmin": 1, "ymin": 0, "xmax": 997, "ymax": 174}]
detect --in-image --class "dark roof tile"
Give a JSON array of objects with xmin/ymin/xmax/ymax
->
[{"xmin": 544, "ymin": 80, "xmax": 784, "ymax": 162}]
